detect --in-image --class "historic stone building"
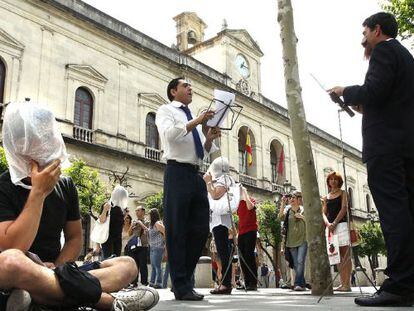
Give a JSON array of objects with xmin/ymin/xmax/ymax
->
[{"xmin": 0, "ymin": 0, "xmax": 379, "ymax": 277}]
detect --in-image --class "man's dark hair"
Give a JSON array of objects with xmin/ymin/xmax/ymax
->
[
  {"xmin": 167, "ymin": 77, "xmax": 185, "ymax": 101},
  {"xmin": 363, "ymin": 12, "xmax": 398, "ymax": 38}
]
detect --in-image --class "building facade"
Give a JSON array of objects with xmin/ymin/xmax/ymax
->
[{"xmin": 0, "ymin": 0, "xmax": 379, "ymax": 278}]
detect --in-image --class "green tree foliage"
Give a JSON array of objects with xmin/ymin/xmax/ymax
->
[
  {"xmin": 144, "ymin": 191, "xmax": 163, "ymax": 217},
  {"xmin": 257, "ymin": 200, "xmax": 282, "ymax": 286},
  {"xmin": 64, "ymin": 158, "xmax": 108, "ymax": 217},
  {"xmin": 382, "ymin": 0, "xmax": 414, "ymax": 40},
  {"xmin": 355, "ymin": 221, "xmax": 386, "ymax": 279},
  {"xmin": 0, "ymin": 146, "xmax": 8, "ymax": 174},
  {"xmin": 257, "ymin": 200, "xmax": 282, "ymax": 249}
]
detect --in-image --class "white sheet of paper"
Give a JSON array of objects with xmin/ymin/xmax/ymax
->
[{"xmin": 207, "ymin": 89, "xmax": 236, "ymax": 128}]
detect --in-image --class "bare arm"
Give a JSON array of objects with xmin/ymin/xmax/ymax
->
[
  {"xmin": 0, "ymin": 160, "xmax": 61, "ymax": 252},
  {"xmin": 241, "ymin": 187, "xmax": 255, "ymax": 210},
  {"xmin": 98, "ymin": 203, "xmax": 110, "ymax": 223},
  {"xmin": 333, "ymin": 191, "xmax": 348, "ymax": 226},
  {"xmin": 203, "ymin": 172, "xmax": 227, "ymax": 200},
  {"xmin": 155, "ymin": 221, "xmax": 165, "ymax": 236},
  {"xmin": 278, "ymin": 199, "xmax": 287, "ymax": 220},
  {"xmin": 321, "ymin": 196, "xmax": 330, "ymax": 226},
  {"xmin": 54, "ymin": 220, "xmax": 83, "ymax": 267}
]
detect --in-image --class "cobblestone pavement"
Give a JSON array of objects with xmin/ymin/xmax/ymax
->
[{"xmin": 152, "ymin": 287, "xmax": 413, "ymax": 310}]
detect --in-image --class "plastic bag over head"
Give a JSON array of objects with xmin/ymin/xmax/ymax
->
[
  {"xmin": 2, "ymin": 102, "xmax": 68, "ymax": 188},
  {"xmin": 110, "ymin": 185, "xmax": 129, "ymax": 209}
]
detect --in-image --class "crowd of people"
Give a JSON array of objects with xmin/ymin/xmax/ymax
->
[{"xmin": 0, "ymin": 10, "xmax": 412, "ymax": 310}]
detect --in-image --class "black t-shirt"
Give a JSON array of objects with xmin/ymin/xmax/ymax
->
[{"xmin": 0, "ymin": 171, "xmax": 81, "ymax": 262}]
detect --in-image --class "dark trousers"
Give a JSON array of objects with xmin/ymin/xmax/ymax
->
[
  {"xmin": 163, "ymin": 162, "xmax": 209, "ymax": 297},
  {"xmin": 101, "ymin": 236, "xmax": 122, "ymax": 259},
  {"xmin": 130, "ymin": 247, "xmax": 149, "ymax": 285},
  {"xmin": 238, "ymin": 230, "xmax": 257, "ymax": 287},
  {"xmin": 367, "ymin": 154, "xmax": 414, "ymax": 295},
  {"xmin": 213, "ymin": 225, "xmax": 232, "ymax": 287}
]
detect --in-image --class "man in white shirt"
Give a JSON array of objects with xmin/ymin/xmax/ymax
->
[{"xmin": 156, "ymin": 77, "xmax": 220, "ymax": 301}]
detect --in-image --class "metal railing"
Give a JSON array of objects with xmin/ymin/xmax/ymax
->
[
  {"xmin": 239, "ymin": 174, "xmax": 257, "ymax": 187},
  {"xmin": 73, "ymin": 126, "xmax": 94, "ymax": 143},
  {"xmin": 144, "ymin": 147, "xmax": 161, "ymax": 162}
]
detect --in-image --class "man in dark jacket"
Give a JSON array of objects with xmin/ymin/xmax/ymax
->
[{"xmin": 330, "ymin": 12, "xmax": 414, "ymax": 307}]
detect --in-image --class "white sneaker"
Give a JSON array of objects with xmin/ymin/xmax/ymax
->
[
  {"xmin": 112, "ymin": 286, "xmax": 159, "ymax": 311},
  {"xmin": 293, "ymin": 285, "xmax": 306, "ymax": 291},
  {"xmin": 6, "ymin": 289, "xmax": 31, "ymax": 311}
]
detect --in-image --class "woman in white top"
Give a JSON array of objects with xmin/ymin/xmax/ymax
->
[{"xmin": 204, "ymin": 156, "xmax": 239, "ymax": 295}]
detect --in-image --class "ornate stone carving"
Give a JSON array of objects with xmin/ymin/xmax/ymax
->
[{"xmin": 236, "ymin": 79, "xmax": 250, "ymax": 96}]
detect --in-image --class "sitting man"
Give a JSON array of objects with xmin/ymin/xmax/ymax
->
[{"xmin": 0, "ymin": 102, "xmax": 158, "ymax": 310}]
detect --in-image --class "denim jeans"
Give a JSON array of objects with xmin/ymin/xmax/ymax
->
[
  {"xmin": 288, "ymin": 241, "xmax": 307, "ymax": 287},
  {"xmin": 163, "ymin": 261, "xmax": 170, "ymax": 288},
  {"xmin": 150, "ymin": 247, "xmax": 164, "ymax": 287}
]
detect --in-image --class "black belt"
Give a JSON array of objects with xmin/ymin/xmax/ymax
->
[{"xmin": 167, "ymin": 160, "xmax": 199, "ymax": 172}]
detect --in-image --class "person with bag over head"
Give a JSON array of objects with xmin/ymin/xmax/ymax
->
[
  {"xmin": 322, "ymin": 171, "xmax": 351, "ymax": 292},
  {"xmin": 0, "ymin": 102, "xmax": 158, "ymax": 310},
  {"xmin": 98, "ymin": 185, "xmax": 128, "ymax": 259}
]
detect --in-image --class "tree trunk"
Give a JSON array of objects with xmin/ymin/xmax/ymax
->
[
  {"xmin": 272, "ymin": 245, "xmax": 280, "ymax": 287},
  {"xmin": 276, "ymin": 0, "xmax": 332, "ymax": 295},
  {"xmin": 368, "ymin": 256, "xmax": 376, "ymax": 281},
  {"xmin": 260, "ymin": 243, "xmax": 278, "ymax": 287}
]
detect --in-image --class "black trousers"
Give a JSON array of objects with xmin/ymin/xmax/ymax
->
[
  {"xmin": 213, "ymin": 225, "xmax": 232, "ymax": 287},
  {"xmin": 238, "ymin": 230, "xmax": 257, "ymax": 287},
  {"xmin": 101, "ymin": 236, "xmax": 122, "ymax": 259},
  {"xmin": 163, "ymin": 162, "xmax": 209, "ymax": 297},
  {"xmin": 130, "ymin": 247, "xmax": 149, "ymax": 285},
  {"xmin": 367, "ymin": 154, "xmax": 414, "ymax": 295}
]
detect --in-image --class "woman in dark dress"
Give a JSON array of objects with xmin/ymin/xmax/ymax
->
[
  {"xmin": 322, "ymin": 172, "xmax": 351, "ymax": 292},
  {"xmin": 99, "ymin": 185, "xmax": 129, "ymax": 258}
]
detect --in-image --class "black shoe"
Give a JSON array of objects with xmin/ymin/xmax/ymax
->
[
  {"xmin": 176, "ymin": 291, "xmax": 204, "ymax": 301},
  {"xmin": 246, "ymin": 286, "xmax": 258, "ymax": 291},
  {"xmin": 192, "ymin": 290, "xmax": 204, "ymax": 298},
  {"xmin": 210, "ymin": 286, "xmax": 232, "ymax": 295},
  {"xmin": 355, "ymin": 291, "xmax": 414, "ymax": 307}
]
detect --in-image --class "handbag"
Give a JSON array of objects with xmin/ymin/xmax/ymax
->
[
  {"xmin": 90, "ymin": 208, "xmax": 111, "ymax": 244},
  {"xmin": 127, "ymin": 235, "xmax": 142, "ymax": 252}
]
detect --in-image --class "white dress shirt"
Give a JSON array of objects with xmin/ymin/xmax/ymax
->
[{"xmin": 156, "ymin": 100, "xmax": 217, "ymax": 165}]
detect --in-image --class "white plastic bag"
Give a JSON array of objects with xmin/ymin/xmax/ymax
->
[
  {"xmin": 2, "ymin": 102, "xmax": 68, "ymax": 188},
  {"xmin": 326, "ymin": 228, "xmax": 341, "ymax": 265}
]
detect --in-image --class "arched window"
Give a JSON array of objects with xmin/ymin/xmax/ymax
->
[
  {"xmin": 366, "ymin": 194, "xmax": 371, "ymax": 213},
  {"xmin": 145, "ymin": 113, "xmax": 159, "ymax": 149},
  {"xmin": 74, "ymin": 87, "xmax": 93, "ymax": 129},
  {"xmin": 270, "ymin": 140, "xmax": 284, "ymax": 184},
  {"xmin": 348, "ymin": 187, "xmax": 354, "ymax": 209},
  {"xmin": 237, "ymin": 127, "xmax": 256, "ymax": 177},
  {"xmin": 0, "ymin": 59, "xmax": 5, "ymax": 105}
]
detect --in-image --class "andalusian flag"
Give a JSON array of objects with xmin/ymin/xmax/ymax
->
[{"xmin": 245, "ymin": 132, "xmax": 253, "ymax": 166}]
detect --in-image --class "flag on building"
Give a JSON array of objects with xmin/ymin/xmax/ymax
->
[
  {"xmin": 245, "ymin": 132, "xmax": 253, "ymax": 166},
  {"xmin": 277, "ymin": 146, "xmax": 284, "ymax": 175}
]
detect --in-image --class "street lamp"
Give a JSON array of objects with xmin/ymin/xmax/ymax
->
[
  {"xmin": 274, "ymin": 179, "xmax": 292, "ymax": 204},
  {"xmin": 283, "ymin": 179, "xmax": 292, "ymax": 195}
]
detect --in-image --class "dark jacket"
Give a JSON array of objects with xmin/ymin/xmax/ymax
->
[{"xmin": 343, "ymin": 39, "xmax": 414, "ymax": 162}]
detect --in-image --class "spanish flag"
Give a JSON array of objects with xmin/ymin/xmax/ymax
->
[{"xmin": 245, "ymin": 132, "xmax": 253, "ymax": 166}]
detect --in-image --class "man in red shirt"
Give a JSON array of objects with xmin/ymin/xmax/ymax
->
[{"xmin": 236, "ymin": 186, "xmax": 257, "ymax": 290}]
